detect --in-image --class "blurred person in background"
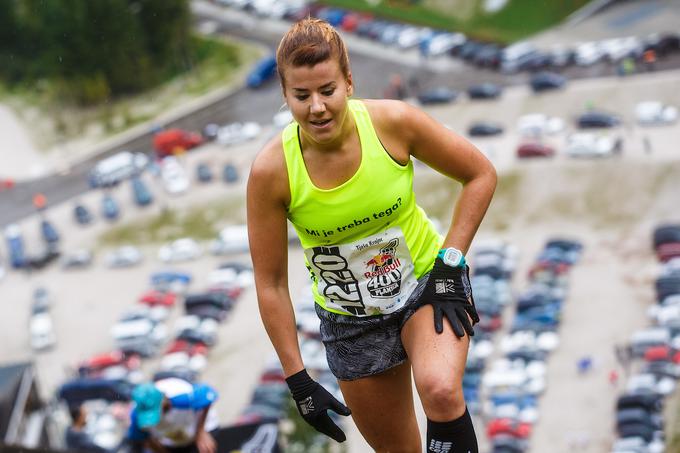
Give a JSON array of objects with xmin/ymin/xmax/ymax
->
[
  {"xmin": 248, "ymin": 18, "xmax": 495, "ymax": 453},
  {"xmin": 65, "ymin": 405, "xmax": 111, "ymax": 453},
  {"xmin": 127, "ymin": 378, "xmax": 219, "ymax": 453}
]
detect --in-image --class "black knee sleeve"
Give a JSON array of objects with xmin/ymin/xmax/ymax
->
[{"xmin": 426, "ymin": 407, "xmax": 478, "ymax": 453}]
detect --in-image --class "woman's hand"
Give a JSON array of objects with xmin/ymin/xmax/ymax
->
[{"xmin": 419, "ymin": 258, "xmax": 479, "ymax": 337}]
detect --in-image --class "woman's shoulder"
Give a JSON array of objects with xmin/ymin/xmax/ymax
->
[
  {"xmin": 250, "ymin": 134, "xmax": 288, "ymax": 194},
  {"xmin": 361, "ymin": 99, "xmax": 419, "ymax": 133}
]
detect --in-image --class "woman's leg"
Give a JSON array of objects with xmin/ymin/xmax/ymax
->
[
  {"xmin": 401, "ymin": 305, "xmax": 477, "ymax": 453},
  {"xmin": 338, "ymin": 361, "xmax": 421, "ymax": 453}
]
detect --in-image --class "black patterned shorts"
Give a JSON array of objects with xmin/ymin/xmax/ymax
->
[{"xmin": 315, "ymin": 275, "xmax": 429, "ymax": 381}]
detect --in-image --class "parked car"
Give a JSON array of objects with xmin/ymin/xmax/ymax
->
[
  {"xmin": 530, "ymin": 71, "xmax": 566, "ymax": 92},
  {"xmin": 517, "ymin": 142, "xmax": 555, "ymax": 158},
  {"xmin": 217, "ymin": 122, "xmax": 261, "ymax": 146},
  {"xmin": 60, "ymin": 249, "xmax": 93, "ymax": 269},
  {"xmin": 422, "ymin": 32, "xmax": 465, "ymax": 57},
  {"xmin": 105, "ymin": 246, "xmax": 143, "ymax": 268},
  {"xmin": 152, "ymin": 129, "xmax": 203, "ymax": 158},
  {"xmin": 26, "ymin": 245, "xmax": 60, "ymax": 270},
  {"xmin": 196, "ymin": 163, "xmax": 213, "ymax": 183},
  {"xmin": 131, "ymin": 177, "xmax": 153, "ymax": 206},
  {"xmin": 161, "ymin": 157, "xmax": 190, "ymax": 195},
  {"xmin": 635, "ymin": 101, "xmax": 678, "ymax": 125},
  {"xmin": 73, "ymin": 202, "xmax": 93, "ymax": 225},
  {"xmin": 88, "ymin": 151, "xmax": 148, "ymax": 188},
  {"xmin": 417, "ymin": 87, "xmax": 458, "ymax": 105},
  {"xmin": 576, "ymin": 111, "xmax": 620, "ymax": 129},
  {"xmin": 223, "ymin": 163, "xmax": 239, "ymax": 183},
  {"xmin": 565, "ymin": 132, "xmax": 622, "ymax": 158},
  {"xmin": 30, "ymin": 312, "xmax": 56, "ymax": 350},
  {"xmin": 158, "ymin": 238, "xmax": 202, "ymax": 263},
  {"xmin": 467, "ymin": 83, "xmax": 502, "ymax": 99},
  {"xmin": 210, "ymin": 225, "xmax": 250, "ymax": 255},
  {"xmin": 40, "ymin": 219, "xmax": 60, "ymax": 244},
  {"xmin": 101, "ymin": 193, "xmax": 120, "ymax": 221},
  {"xmin": 151, "ymin": 271, "xmax": 192, "ymax": 293},
  {"xmin": 468, "ymin": 122, "xmax": 504, "ymax": 137},
  {"xmin": 247, "ymin": 55, "xmax": 277, "ymax": 88},
  {"xmin": 4, "ymin": 224, "xmax": 26, "ymax": 269},
  {"xmin": 516, "ymin": 113, "xmax": 565, "ymax": 137}
]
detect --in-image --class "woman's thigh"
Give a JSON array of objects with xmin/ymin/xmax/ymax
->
[
  {"xmin": 339, "ymin": 361, "xmax": 421, "ymax": 453},
  {"xmin": 400, "ymin": 305, "xmax": 470, "ymax": 420}
]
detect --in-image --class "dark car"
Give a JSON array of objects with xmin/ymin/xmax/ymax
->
[
  {"xmin": 467, "ymin": 83, "xmax": 502, "ymax": 100},
  {"xmin": 131, "ymin": 177, "xmax": 153, "ymax": 207},
  {"xmin": 417, "ymin": 87, "xmax": 458, "ymax": 105},
  {"xmin": 468, "ymin": 122, "xmax": 503, "ymax": 137},
  {"xmin": 223, "ymin": 163, "xmax": 239, "ymax": 183},
  {"xmin": 73, "ymin": 203, "xmax": 93, "ymax": 225},
  {"xmin": 516, "ymin": 142, "xmax": 555, "ymax": 158},
  {"xmin": 247, "ymin": 55, "xmax": 277, "ymax": 89},
  {"xmin": 40, "ymin": 219, "xmax": 60, "ymax": 244},
  {"xmin": 530, "ymin": 71, "xmax": 566, "ymax": 92},
  {"xmin": 472, "ymin": 44, "xmax": 502, "ymax": 68},
  {"xmin": 577, "ymin": 111, "xmax": 621, "ymax": 128},
  {"xmin": 101, "ymin": 193, "xmax": 120, "ymax": 221},
  {"xmin": 196, "ymin": 163, "xmax": 213, "ymax": 183},
  {"xmin": 27, "ymin": 245, "xmax": 60, "ymax": 270}
]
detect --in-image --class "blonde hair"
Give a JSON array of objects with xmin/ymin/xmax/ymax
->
[{"xmin": 276, "ymin": 18, "xmax": 351, "ymax": 90}]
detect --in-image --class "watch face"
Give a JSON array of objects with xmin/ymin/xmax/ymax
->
[{"xmin": 443, "ymin": 248, "xmax": 464, "ymax": 267}]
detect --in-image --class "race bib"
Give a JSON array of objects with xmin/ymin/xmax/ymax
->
[{"xmin": 305, "ymin": 227, "xmax": 417, "ymax": 316}]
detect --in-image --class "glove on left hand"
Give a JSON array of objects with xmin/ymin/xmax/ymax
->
[{"xmin": 420, "ymin": 258, "xmax": 479, "ymax": 337}]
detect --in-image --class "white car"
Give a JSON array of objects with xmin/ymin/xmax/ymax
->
[
  {"xmin": 161, "ymin": 157, "xmax": 190, "ymax": 195},
  {"xmin": 105, "ymin": 246, "xmax": 143, "ymax": 268},
  {"xmin": 217, "ymin": 122, "xmax": 261, "ymax": 146},
  {"xmin": 210, "ymin": 225, "xmax": 250, "ymax": 255},
  {"xmin": 635, "ymin": 101, "xmax": 678, "ymax": 125},
  {"xmin": 565, "ymin": 132, "xmax": 622, "ymax": 158},
  {"xmin": 158, "ymin": 238, "xmax": 202, "ymax": 263},
  {"xmin": 517, "ymin": 113, "xmax": 565, "ymax": 137},
  {"xmin": 30, "ymin": 313, "xmax": 56, "ymax": 350}
]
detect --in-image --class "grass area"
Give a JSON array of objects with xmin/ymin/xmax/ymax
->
[
  {"xmin": 98, "ymin": 196, "xmax": 244, "ymax": 247},
  {"xmin": 0, "ymin": 34, "xmax": 263, "ymax": 151},
  {"xmin": 481, "ymin": 170, "xmax": 521, "ymax": 232},
  {"xmin": 320, "ymin": 0, "xmax": 589, "ymax": 43}
]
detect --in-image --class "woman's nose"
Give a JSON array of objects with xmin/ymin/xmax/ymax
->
[{"xmin": 310, "ymin": 94, "xmax": 326, "ymax": 114}]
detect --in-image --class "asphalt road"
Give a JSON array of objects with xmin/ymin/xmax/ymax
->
[{"xmin": 2, "ymin": 3, "xmax": 679, "ymax": 226}]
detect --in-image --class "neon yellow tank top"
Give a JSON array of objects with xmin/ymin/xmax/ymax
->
[{"xmin": 283, "ymin": 99, "xmax": 442, "ymax": 316}]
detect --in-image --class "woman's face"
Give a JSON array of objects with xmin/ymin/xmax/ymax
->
[{"xmin": 282, "ymin": 59, "xmax": 353, "ymax": 147}]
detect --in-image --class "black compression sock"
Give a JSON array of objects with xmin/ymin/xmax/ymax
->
[{"xmin": 426, "ymin": 407, "xmax": 478, "ymax": 453}]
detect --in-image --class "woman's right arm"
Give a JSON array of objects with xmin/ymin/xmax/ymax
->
[{"xmin": 247, "ymin": 140, "xmax": 304, "ymax": 377}]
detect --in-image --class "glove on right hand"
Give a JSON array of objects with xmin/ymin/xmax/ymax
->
[{"xmin": 286, "ymin": 369, "xmax": 352, "ymax": 443}]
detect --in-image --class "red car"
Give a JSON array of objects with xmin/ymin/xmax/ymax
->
[
  {"xmin": 340, "ymin": 12, "xmax": 372, "ymax": 32},
  {"xmin": 139, "ymin": 290, "xmax": 177, "ymax": 307},
  {"xmin": 517, "ymin": 142, "xmax": 555, "ymax": 158},
  {"xmin": 166, "ymin": 339, "xmax": 208, "ymax": 356},
  {"xmin": 657, "ymin": 242, "xmax": 680, "ymax": 262},
  {"xmin": 153, "ymin": 128, "xmax": 203, "ymax": 158},
  {"xmin": 77, "ymin": 350, "xmax": 141, "ymax": 375},
  {"xmin": 486, "ymin": 418, "xmax": 532, "ymax": 439}
]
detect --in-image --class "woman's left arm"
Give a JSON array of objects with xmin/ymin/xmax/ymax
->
[{"xmin": 392, "ymin": 101, "xmax": 497, "ymax": 254}]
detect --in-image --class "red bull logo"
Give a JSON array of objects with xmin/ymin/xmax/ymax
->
[{"xmin": 366, "ymin": 253, "xmax": 393, "ymax": 268}]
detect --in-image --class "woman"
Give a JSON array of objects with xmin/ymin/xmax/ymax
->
[{"xmin": 247, "ymin": 18, "xmax": 496, "ymax": 453}]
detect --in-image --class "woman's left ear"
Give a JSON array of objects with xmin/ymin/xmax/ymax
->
[{"xmin": 346, "ymin": 73, "xmax": 354, "ymax": 97}]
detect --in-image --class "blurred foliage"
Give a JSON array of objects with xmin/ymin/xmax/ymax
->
[
  {"xmin": 317, "ymin": 0, "xmax": 590, "ymax": 43},
  {"xmin": 0, "ymin": 0, "xmax": 221, "ymax": 105},
  {"xmin": 98, "ymin": 195, "xmax": 244, "ymax": 246}
]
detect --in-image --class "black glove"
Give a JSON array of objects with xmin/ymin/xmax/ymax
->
[
  {"xmin": 420, "ymin": 258, "xmax": 479, "ymax": 337},
  {"xmin": 285, "ymin": 369, "xmax": 351, "ymax": 442}
]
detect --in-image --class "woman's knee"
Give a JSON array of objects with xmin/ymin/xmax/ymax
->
[
  {"xmin": 369, "ymin": 437, "xmax": 421, "ymax": 453},
  {"xmin": 417, "ymin": 374, "xmax": 466, "ymax": 419}
]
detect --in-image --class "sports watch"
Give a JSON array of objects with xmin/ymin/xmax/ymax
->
[{"xmin": 437, "ymin": 247, "xmax": 466, "ymax": 268}]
